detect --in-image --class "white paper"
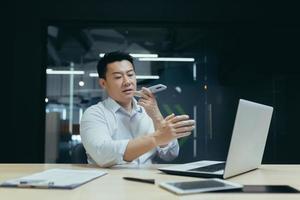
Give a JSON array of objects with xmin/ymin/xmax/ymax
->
[{"xmin": 1, "ymin": 168, "xmax": 107, "ymax": 188}]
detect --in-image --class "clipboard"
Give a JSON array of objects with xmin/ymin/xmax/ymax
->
[{"xmin": 0, "ymin": 168, "xmax": 107, "ymax": 189}]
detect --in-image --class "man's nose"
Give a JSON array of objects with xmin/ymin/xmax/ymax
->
[{"xmin": 123, "ymin": 75, "xmax": 131, "ymax": 85}]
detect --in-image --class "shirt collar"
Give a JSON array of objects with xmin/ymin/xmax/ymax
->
[
  {"xmin": 132, "ymin": 98, "xmax": 143, "ymax": 113},
  {"xmin": 103, "ymin": 97, "xmax": 143, "ymax": 114}
]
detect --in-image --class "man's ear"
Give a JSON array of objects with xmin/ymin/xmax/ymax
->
[{"xmin": 99, "ymin": 78, "xmax": 106, "ymax": 89}]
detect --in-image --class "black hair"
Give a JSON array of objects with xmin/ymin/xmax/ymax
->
[{"xmin": 96, "ymin": 51, "xmax": 134, "ymax": 79}]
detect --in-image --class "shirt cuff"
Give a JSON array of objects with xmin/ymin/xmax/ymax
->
[
  {"xmin": 116, "ymin": 139, "xmax": 130, "ymax": 163},
  {"xmin": 157, "ymin": 140, "xmax": 177, "ymax": 153}
]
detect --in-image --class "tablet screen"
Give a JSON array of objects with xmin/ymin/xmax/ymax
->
[
  {"xmin": 169, "ymin": 180, "xmax": 227, "ymax": 190},
  {"xmin": 159, "ymin": 178, "xmax": 243, "ymax": 194}
]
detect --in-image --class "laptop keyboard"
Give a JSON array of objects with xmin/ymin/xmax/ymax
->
[{"xmin": 188, "ymin": 162, "xmax": 226, "ymax": 172}]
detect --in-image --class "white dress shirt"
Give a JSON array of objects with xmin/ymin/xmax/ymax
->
[{"xmin": 80, "ymin": 97, "xmax": 179, "ymax": 167}]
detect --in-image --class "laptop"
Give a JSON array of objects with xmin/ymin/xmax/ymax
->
[{"xmin": 159, "ymin": 99, "xmax": 273, "ymax": 179}]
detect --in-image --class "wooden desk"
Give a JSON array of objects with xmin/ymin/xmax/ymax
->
[{"xmin": 0, "ymin": 164, "xmax": 300, "ymax": 200}]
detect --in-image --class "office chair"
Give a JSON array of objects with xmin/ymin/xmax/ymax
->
[{"xmin": 71, "ymin": 143, "xmax": 88, "ymax": 164}]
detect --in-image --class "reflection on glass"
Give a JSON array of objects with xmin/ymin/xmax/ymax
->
[{"xmin": 46, "ymin": 25, "xmax": 203, "ymax": 164}]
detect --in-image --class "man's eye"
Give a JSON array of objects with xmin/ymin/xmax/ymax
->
[
  {"xmin": 128, "ymin": 74, "xmax": 134, "ymax": 77},
  {"xmin": 114, "ymin": 76, "xmax": 121, "ymax": 79}
]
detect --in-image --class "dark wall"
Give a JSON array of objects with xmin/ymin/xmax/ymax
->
[{"xmin": 2, "ymin": 1, "xmax": 300, "ymax": 162}]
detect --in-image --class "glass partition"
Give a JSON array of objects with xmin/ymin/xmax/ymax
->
[{"xmin": 45, "ymin": 24, "xmax": 278, "ymax": 163}]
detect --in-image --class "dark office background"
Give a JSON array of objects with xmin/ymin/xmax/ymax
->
[{"xmin": 2, "ymin": 1, "xmax": 300, "ymax": 163}]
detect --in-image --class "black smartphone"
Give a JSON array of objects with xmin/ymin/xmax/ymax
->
[
  {"xmin": 217, "ymin": 185, "xmax": 299, "ymax": 193},
  {"xmin": 242, "ymin": 185, "xmax": 299, "ymax": 193}
]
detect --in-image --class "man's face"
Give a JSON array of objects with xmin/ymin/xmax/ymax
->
[{"xmin": 99, "ymin": 60, "xmax": 137, "ymax": 105}]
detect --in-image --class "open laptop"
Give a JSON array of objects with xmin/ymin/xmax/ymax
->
[{"xmin": 159, "ymin": 99, "xmax": 273, "ymax": 179}]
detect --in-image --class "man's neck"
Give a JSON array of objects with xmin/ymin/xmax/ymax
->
[{"xmin": 119, "ymin": 100, "xmax": 133, "ymax": 113}]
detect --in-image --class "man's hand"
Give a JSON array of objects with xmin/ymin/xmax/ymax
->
[
  {"xmin": 123, "ymin": 112, "xmax": 195, "ymax": 162},
  {"xmin": 153, "ymin": 114, "xmax": 195, "ymax": 146},
  {"xmin": 137, "ymin": 87, "xmax": 164, "ymax": 125},
  {"xmin": 137, "ymin": 87, "xmax": 195, "ymax": 146}
]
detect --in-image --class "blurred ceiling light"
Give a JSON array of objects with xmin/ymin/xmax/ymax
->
[
  {"xmin": 71, "ymin": 135, "xmax": 81, "ymax": 142},
  {"xmin": 175, "ymin": 86, "xmax": 182, "ymax": 93},
  {"xmin": 89, "ymin": 73, "xmax": 159, "ymax": 79},
  {"xmin": 46, "ymin": 69, "xmax": 85, "ymax": 75},
  {"xmin": 136, "ymin": 75, "xmax": 159, "ymax": 80},
  {"xmin": 99, "ymin": 53, "xmax": 158, "ymax": 58},
  {"xmin": 89, "ymin": 73, "xmax": 98, "ymax": 77},
  {"xmin": 139, "ymin": 57, "xmax": 195, "ymax": 62},
  {"xmin": 79, "ymin": 81, "xmax": 85, "ymax": 87}
]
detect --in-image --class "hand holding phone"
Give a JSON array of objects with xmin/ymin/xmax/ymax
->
[{"xmin": 134, "ymin": 84, "xmax": 167, "ymax": 97}]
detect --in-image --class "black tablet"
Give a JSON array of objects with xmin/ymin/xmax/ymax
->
[
  {"xmin": 159, "ymin": 178, "xmax": 242, "ymax": 195},
  {"xmin": 241, "ymin": 185, "xmax": 299, "ymax": 193}
]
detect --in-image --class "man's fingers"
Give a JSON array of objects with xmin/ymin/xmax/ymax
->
[
  {"xmin": 176, "ymin": 132, "xmax": 192, "ymax": 139},
  {"xmin": 173, "ymin": 120, "xmax": 195, "ymax": 128},
  {"xmin": 141, "ymin": 87, "xmax": 153, "ymax": 98},
  {"xmin": 137, "ymin": 100, "xmax": 152, "ymax": 109},
  {"xmin": 169, "ymin": 115, "xmax": 190, "ymax": 123},
  {"xmin": 138, "ymin": 99, "xmax": 150, "ymax": 104},
  {"xmin": 136, "ymin": 87, "xmax": 156, "ymax": 100},
  {"xmin": 138, "ymin": 99, "xmax": 150, "ymax": 106},
  {"xmin": 175, "ymin": 126, "xmax": 195, "ymax": 134},
  {"xmin": 137, "ymin": 101, "xmax": 145, "ymax": 107},
  {"xmin": 139, "ymin": 91, "xmax": 152, "ymax": 100},
  {"xmin": 134, "ymin": 91, "xmax": 143, "ymax": 97},
  {"xmin": 165, "ymin": 113, "xmax": 175, "ymax": 121}
]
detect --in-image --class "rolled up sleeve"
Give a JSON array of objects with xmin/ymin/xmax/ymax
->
[
  {"xmin": 156, "ymin": 139, "xmax": 179, "ymax": 161},
  {"xmin": 80, "ymin": 107, "xmax": 129, "ymax": 167}
]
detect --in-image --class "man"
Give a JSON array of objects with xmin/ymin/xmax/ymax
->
[{"xmin": 80, "ymin": 51, "xmax": 195, "ymax": 167}]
